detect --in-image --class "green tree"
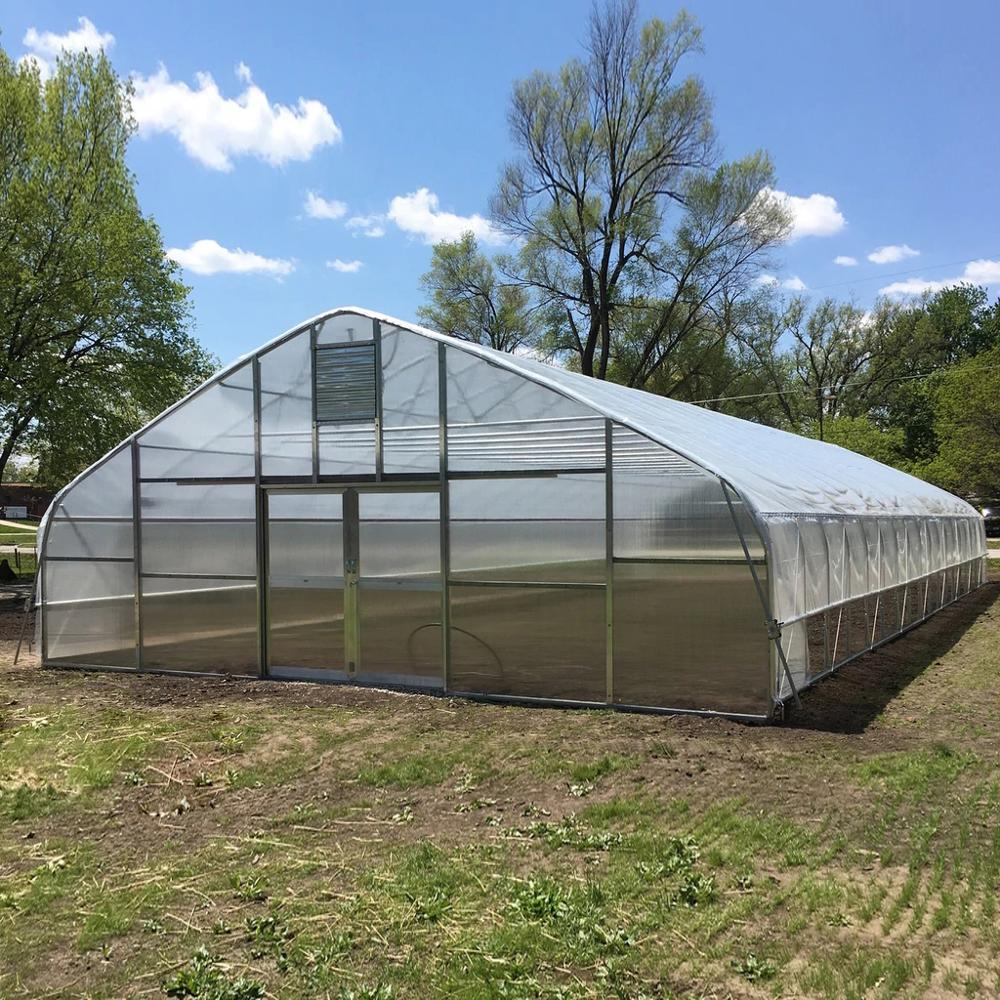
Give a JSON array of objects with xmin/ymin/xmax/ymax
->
[
  {"xmin": 417, "ymin": 232, "xmax": 539, "ymax": 352},
  {"xmin": 733, "ymin": 297, "xmax": 902, "ymax": 439},
  {"xmin": 923, "ymin": 345, "xmax": 1000, "ymax": 496},
  {"xmin": 871, "ymin": 285, "xmax": 1000, "ymax": 467},
  {"xmin": 0, "ymin": 46, "xmax": 212, "ymax": 486},
  {"xmin": 489, "ymin": 0, "xmax": 789, "ymax": 384},
  {"xmin": 822, "ymin": 416, "xmax": 910, "ymax": 470}
]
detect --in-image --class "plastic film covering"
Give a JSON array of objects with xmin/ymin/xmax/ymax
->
[
  {"xmin": 449, "ymin": 475, "xmax": 605, "ymax": 584},
  {"xmin": 138, "ymin": 364, "xmax": 254, "ymax": 479},
  {"xmin": 445, "ymin": 346, "xmax": 605, "ymax": 472},
  {"xmin": 318, "ymin": 423, "xmax": 375, "ymax": 477},
  {"xmin": 45, "ymin": 518, "xmax": 133, "ymax": 561},
  {"xmin": 268, "ymin": 492, "xmax": 345, "ymax": 674},
  {"xmin": 357, "ymin": 491, "xmax": 441, "ymax": 686},
  {"xmin": 316, "ymin": 312, "xmax": 374, "ymax": 345},
  {"xmin": 54, "ymin": 445, "xmax": 134, "ymax": 519},
  {"xmin": 773, "ymin": 512, "xmax": 987, "ymax": 698},
  {"xmin": 43, "ymin": 445, "xmax": 136, "ymax": 666},
  {"xmin": 610, "ymin": 427, "xmax": 770, "ymax": 714},
  {"xmin": 442, "ymin": 358, "xmax": 607, "ymax": 698},
  {"xmin": 141, "ymin": 577, "xmax": 257, "ymax": 675},
  {"xmin": 449, "ymin": 585, "xmax": 606, "ymax": 702},
  {"xmin": 139, "ymin": 482, "xmax": 257, "ymax": 675},
  {"xmin": 44, "ymin": 558, "xmax": 135, "ymax": 667},
  {"xmin": 260, "ymin": 329, "xmax": 312, "ymax": 477},
  {"xmin": 381, "ymin": 325, "xmax": 439, "ymax": 474}
]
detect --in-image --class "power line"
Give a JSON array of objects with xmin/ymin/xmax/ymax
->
[
  {"xmin": 690, "ymin": 369, "xmax": 942, "ymax": 406},
  {"xmin": 788, "ymin": 254, "xmax": 1000, "ymax": 294}
]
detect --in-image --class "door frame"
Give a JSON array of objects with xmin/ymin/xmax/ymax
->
[{"xmin": 262, "ymin": 482, "xmax": 441, "ymax": 683}]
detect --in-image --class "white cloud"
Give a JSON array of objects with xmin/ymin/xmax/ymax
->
[
  {"xmin": 327, "ymin": 258, "xmax": 363, "ymax": 274},
  {"xmin": 880, "ymin": 258, "xmax": 1000, "ymax": 296},
  {"xmin": 346, "ymin": 213, "xmax": 387, "ymax": 238},
  {"xmin": 20, "ymin": 16, "xmax": 114, "ymax": 79},
  {"xmin": 758, "ymin": 274, "xmax": 807, "ymax": 291},
  {"xmin": 868, "ymin": 243, "xmax": 919, "ymax": 265},
  {"xmin": 131, "ymin": 64, "xmax": 341, "ymax": 171},
  {"xmin": 879, "ymin": 277, "xmax": 947, "ymax": 296},
  {"xmin": 387, "ymin": 188, "xmax": 508, "ymax": 246},
  {"xmin": 166, "ymin": 239, "xmax": 293, "ymax": 277},
  {"xmin": 304, "ymin": 191, "xmax": 348, "ymax": 220},
  {"xmin": 833, "ymin": 255, "xmax": 858, "ymax": 267},
  {"xmin": 963, "ymin": 259, "xmax": 1000, "ymax": 284},
  {"xmin": 759, "ymin": 188, "xmax": 846, "ymax": 240}
]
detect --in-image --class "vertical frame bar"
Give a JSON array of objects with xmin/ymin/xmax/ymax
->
[
  {"xmin": 131, "ymin": 438, "xmax": 143, "ymax": 670},
  {"xmin": 310, "ymin": 325, "xmax": 320, "ymax": 483},
  {"xmin": 374, "ymin": 319, "xmax": 384, "ymax": 481},
  {"xmin": 38, "ymin": 517, "xmax": 49, "ymax": 663},
  {"xmin": 343, "ymin": 487, "xmax": 360, "ymax": 676},
  {"xmin": 438, "ymin": 343, "xmax": 451, "ymax": 691},
  {"xmin": 253, "ymin": 357, "xmax": 268, "ymax": 678},
  {"xmin": 899, "ymin": 520, "xmax": 908, "ymax": 630},
  {"xmin": 604, "ymin": 420, "xmax": 614, "ymax": 705},
  {"xmin": 820, "ymin": 520, "xmax": 832, "ymax": 672},
  {"xmin": 922, "ymin": 520, "xmax": 930, "ymax": 618}
]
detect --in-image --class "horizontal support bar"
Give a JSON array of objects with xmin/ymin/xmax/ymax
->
[
  {"xmin": 43, "ymin": 556, "xmax": 132, "ymax": 564},
  {"xmin": 448, "ymin": 578, "xmax": 604, "ymax": 590},
  {"xmin": 613, "ymin": 555, "xmax": 766, "ymax": 566},
  {"xmin": 261, "ymin": 475, "xmax": 439, "ymax": 488},
  {"xmin": 49, "ymin": 516, "xmax": 134, "ymax": 523},
  {"xmin": 447, "ymin": 467, "xmax": 605, "ymax": 480},
  {"xmin": 314, "ymin": 339, "xmax": 376, "ymax": 351},
  {"xmin": 140, "ymin": 477, "xmax": 255, "ymax": 486},
  {"xmin": 140, "ymin": 572, "xmax": 258, "ymax": 581}
]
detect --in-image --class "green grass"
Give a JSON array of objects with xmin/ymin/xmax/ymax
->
[
  {"xmin": 855, "ymin": 742, "xmax": 976, "ymax": 796},
  {"xmin": 3, "ymin": 586, "xmax": 1000, "ymax": 997}
]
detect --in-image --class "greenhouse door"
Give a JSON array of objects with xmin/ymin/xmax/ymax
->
[{"xmin": 266, "ymin": 488, "xmax": 442, "ymax": 688}]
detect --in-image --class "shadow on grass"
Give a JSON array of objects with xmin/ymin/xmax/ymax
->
[{"xmin": 787, "ymin": 580, "xmax": 1000, "ymax": 735}]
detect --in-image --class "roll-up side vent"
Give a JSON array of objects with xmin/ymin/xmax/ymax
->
[{"xmin": 314, "ymin": 342, "xmax": 377, "ymax": 423}]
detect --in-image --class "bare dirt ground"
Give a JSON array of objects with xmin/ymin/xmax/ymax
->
[{"xmin": 2, "ymin": 579, "xmax": 999, "ymax": 998}]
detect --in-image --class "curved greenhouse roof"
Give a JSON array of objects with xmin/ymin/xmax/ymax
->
[{"xmin": 38, "ymin": 307, "xmax": 987, "ymax": 720}]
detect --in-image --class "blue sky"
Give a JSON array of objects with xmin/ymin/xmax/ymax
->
[{"xmin": 5, "ymin": 1, "xmax": 1000, "ymax": 364}]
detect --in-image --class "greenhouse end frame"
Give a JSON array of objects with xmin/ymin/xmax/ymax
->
[{"xmin": 37, "ymin": 307, "xmax": 987, "ymax": 721}]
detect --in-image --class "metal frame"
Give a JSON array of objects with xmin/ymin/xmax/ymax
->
[
  {"xmin": 131, "ymin": 438, "xmax": 144, "ymax": 670},
  {"xmin": 604, "ymin": 419, "xmax": 614, "ymax": 705},
  {"xmin": 374, "ymin": 320, "xmax": 384, "ymax": 480},
  {"xmin": 438, "ymin": 342, "xmax": 452, "ymax": 691},
  {"xmin": 342, "ymin": 487, "xmax": 360, "ymax": 677},
  {"xmin": 309, "ymin": 325, "xmax": 320, "ymax": 482}
]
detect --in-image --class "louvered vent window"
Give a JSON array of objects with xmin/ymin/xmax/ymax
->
[{"xmin": 314, "ymin": 342, "xmax": 377, "ymax": 423}]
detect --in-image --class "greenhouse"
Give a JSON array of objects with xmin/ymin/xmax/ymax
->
[{"xmin": 37, "ymin": 307, "xmax": 988, "ymax": 720}]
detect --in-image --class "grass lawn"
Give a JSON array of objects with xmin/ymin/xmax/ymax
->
[
  {"xmin": 0, "ymin": 518, "xmax": 37, "ymax": 551},
  {"xmin": 0, "ymin": 532, "xmax": 37, "ymax": 546},
  {"xmin": 1, "ymin": 579, "xmax": 999, "ymax": 998}
]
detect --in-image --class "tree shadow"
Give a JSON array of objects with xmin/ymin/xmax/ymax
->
[{"xmin": 786, "ymin": 581, "xmax": 999, "ymax": 735}]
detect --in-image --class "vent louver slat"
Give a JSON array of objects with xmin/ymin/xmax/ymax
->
[{"xmin": 314, "ymin": 343, "xmax": 377, "ymax": 423}]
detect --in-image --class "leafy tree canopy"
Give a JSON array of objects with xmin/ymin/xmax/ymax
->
[
  {"xmin": 0, "ymin": 45, "xmax": 214, "ymax": 487},
  {"xmin": 425, "ymin": 1, "xmax": 790, "ymax": 382}
]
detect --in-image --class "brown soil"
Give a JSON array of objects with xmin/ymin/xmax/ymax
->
[{"xmin": 2, "ymin": 578, "xmax": 999, "ymax": 997}]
